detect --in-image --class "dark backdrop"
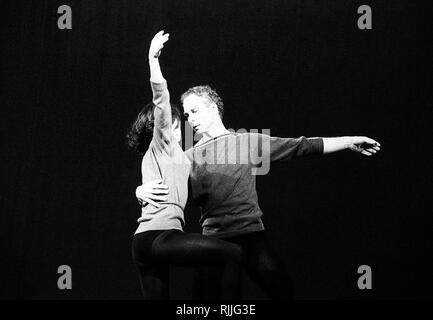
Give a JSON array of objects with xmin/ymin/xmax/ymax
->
[{"xmin": 1, "ymin": 0, "xmax": 431, "ymax": 299}]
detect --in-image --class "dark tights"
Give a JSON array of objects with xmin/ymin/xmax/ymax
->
[
  {"xmin": 132, "ymin": 229, "xmax": 243, "ymax": 300},
  {"xmin": 193, "ymin": 231, "xmax": 295, "ymax": 300}
]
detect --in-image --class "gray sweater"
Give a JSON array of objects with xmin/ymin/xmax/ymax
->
[
  {"xmin": 135, "ymin": 81, "xmax": 190, "ymax": 234},
  {"xmin": 185, "ymin": 133, "xmax": 323, "ymax": 238}
]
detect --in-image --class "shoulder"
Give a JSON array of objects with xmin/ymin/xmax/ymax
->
[{"xmin": 236, "ymin": 132, "xmax": 270, "ymax": 144}]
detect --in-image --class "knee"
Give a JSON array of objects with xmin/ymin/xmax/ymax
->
[
  {"xmin": 224, "ymin": 243, "xmax": 243, "ymax": 264},
  {"xmin": 250, "ymin": 259, "xmax": 287, "ymax": 280}
]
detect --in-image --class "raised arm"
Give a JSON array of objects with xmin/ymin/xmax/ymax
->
[
  {"xmin": 323, "ymin": 136, "xmax": 380, "ymax": 156},
  {"xmin": 148, "ymin": 31, "xmax": 172, "ymax": 145},
  {"xmin": 149, "ymin": 31, "xmax": 167, "ymax": 83}
]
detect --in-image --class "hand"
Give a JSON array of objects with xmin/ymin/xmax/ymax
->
[
  {"xmin": 348, "ymin": 136, "xmax": 381, "ymax": 156},
  {"xmin": 136, "ymin": 179, "xmax": 169, "ymax": 208},
  {"xmin": 149, "ymin": 30, "xmax": 169, "ymax": 59}
]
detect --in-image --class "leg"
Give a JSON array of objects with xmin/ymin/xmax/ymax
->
[
  {"xmin": 135, "ymin": 263, "xmax": 169, "ymax": 300},
  {"xmin": 152, "ymin": 230, "xmax": 243, "ymax": 299},
  {"xmin": 192, "ymin": 265, "xmax": 224, "ymax": 300},
  {"xmin": 229, "ymin": 231, "xmax": 295, "ymax": 300},
  {"xmin": 132, "ymin": 231, "xmax": 170, "ymax": 299}
]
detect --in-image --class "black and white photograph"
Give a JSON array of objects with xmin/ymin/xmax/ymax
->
[{"xmin": 1, "ymin": 0, "xmax": 431, "ymax": 308}]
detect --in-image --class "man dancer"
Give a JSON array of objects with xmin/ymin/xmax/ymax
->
[{"xmin": 184, "ymin": 85, "xmax": 380, "ymax": 299}]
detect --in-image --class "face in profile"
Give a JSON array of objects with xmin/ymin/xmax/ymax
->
[{"xmin": 182, "ymin": 94, "xmax": 219, "ymax": 135}]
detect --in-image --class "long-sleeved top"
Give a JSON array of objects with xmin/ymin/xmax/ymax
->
[
  {"xmin": 135, "ymin": 81, "xmax": 191, "ymax": 234},
  {"xmin": 185, "ymin": 133, "xmax": 323, "ymax": 238}
]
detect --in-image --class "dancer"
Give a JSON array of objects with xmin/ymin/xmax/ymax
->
[
  {"xmin": 139, "ymin": 84, "xmax": 380, "ymax": 299},
  {"xmin": 127, "ymin": 31, "xmax": 242, "ymax": 300},
  {"xmin": 182, "ymin": 85, "xmax": 380, "ymax": 300}
]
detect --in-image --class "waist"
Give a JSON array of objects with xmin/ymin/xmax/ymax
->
[
  {"xmin": 142, "ymin": 201, "xmax": 184, "ymax": 211},
  {"xmin": 137, "ymin": 203, "xmax": 185, "ymax": 231},
  {"xmin": 200, "ymin": 208, "xmax": 264, "ymax": 236}
]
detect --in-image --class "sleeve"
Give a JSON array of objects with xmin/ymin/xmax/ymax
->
[
  {"xmin": 250, "ymin": 133, "xmax": 323, "ymax": 164},
  {"xmin": 151, "ymin": 80, "xmax": 173, "ymax": 152}
]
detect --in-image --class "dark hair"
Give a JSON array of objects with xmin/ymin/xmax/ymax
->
[
  {"xmin": 180, "ymin": 85, "xmax": 224, "ymax": 119},
  {"xmin": 126, "ymin": 102, "xmax": 182, "ymax": 154}
]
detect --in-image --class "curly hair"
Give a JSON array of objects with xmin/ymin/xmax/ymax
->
[
  {"xmin": 126, "ymin": 102, "xmax": 182, "ymax": 155},
  {"xmin": 180, "ymin": 85, "xmax": 224, "ymax": 119}
]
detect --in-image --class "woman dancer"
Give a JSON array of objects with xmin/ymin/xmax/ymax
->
[{"xmin": 126, "ymin": 31, "xmax": 242, "ymax": 300}]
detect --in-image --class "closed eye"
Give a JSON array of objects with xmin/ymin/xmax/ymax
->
[{"xmin": 184, "ymin": 108, "xmax": 198, "ymax": 119}]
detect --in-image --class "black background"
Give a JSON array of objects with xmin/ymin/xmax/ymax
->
[{"xmin": 1, "ymin": 0, "xmax": 431, "ymax": 299}]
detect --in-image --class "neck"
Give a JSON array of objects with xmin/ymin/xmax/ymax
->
[{"xmin": 201, "ymin": 120, "xmax": 230, "ymax": 142}]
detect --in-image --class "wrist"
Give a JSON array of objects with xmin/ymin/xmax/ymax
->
[{"xmin": 342, "ymin": 136, "xmax": 353, "ymax": 149}]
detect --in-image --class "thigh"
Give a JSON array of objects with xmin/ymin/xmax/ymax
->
[
  {"xmin": 132, "ymin": 230, "xmax": 165, "ymax": 266},
  {"xmin": 152, "ymin": 230, "xmax": 242, "ymax": 267}
]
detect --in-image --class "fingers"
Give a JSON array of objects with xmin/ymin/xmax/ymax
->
[
  {"xmin": 136, "ymin": 180, "xmax": 169, "ymax": 206},
  {"xmin": 352, "ymin": 144, "xmax": 380, "ymax": 156},
  {"xmin": 150, "ymin": 31, "xmax": 169, "ymax": 58},
  {"xmin": 137, "ymin": 192, "xmax": 168, "ymax": 207},
  {"xmin": 141, "ymin": 193, "xmax": 169, "ymax": 207},
  {"xmin": 146, "ymin": 194, "xmax": 168, "ymax": 201},
  {"xmin": 359, "ymin": 146, "xmax": 381, "ymax": 156},
  {"xmin": 360, "ymin": 139, "xmax": 381, "ymax": 156},
  {"xmin": 144, "ymin": 197, "xmax": 160, "ymax": 208},
  {"xmin": 153, "ymin": 30, "xmax": 167, "ymax": 40},
  {"xmin": 150, "ymin": 188, "xmax": 169, "ymax": 195},
  {"xmin": 151, "ymin": 183, "xmax": 169, "ymax": 189},
  {"xmin": 153, "ymin": 30, "xmax": 170, "ymax": 42},
  {"xmin": 137, "ymin": 181, "xmax": 168, "ymax": 191},
  {"xmin": 361, "ymin": 150, "xmax": 372, "ymax": 156},
  {"xmin": 161, "ymin": 32, "xmax": 170, "ymax": 42},
  {"xmin": 360, "ymin": 136, "xmax": 381, "ymax": 147},
  {"xmin": 148, "ymin": 180, "xmax": 169, "ymax": 189}
]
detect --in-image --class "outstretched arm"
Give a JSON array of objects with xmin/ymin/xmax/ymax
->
[
  {"xmin": 323, "ymin": 136, "xmax": 380, "ymax": 156},
  {"xmin": 251, "ymin": 134, "xmax": 380, "ymax": 167}
]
